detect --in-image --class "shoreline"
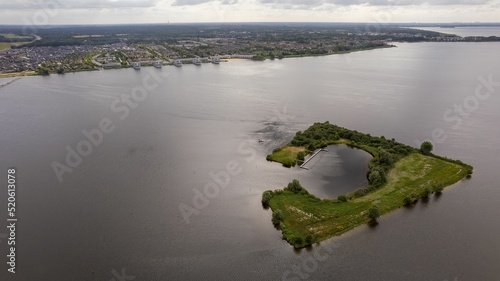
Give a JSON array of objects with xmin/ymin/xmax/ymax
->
[{"xmin": 0, "ymin": 45, "xmax": 394, "ymax": 78}]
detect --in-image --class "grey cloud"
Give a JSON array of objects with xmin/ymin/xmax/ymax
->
[
  {"xmin": 0, "ymin": 0, "xmax": 160, "ymax": 10},
  {"xmin": 259, "ymin": 0, "xmax": 492, "ymax": 7},
  {"xmin": 172, "ymin": 0, "xmax": 238, "ymax": 5}
]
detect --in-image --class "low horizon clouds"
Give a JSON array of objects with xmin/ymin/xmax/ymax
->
[
  {"xmin": 0, "ymin": 0, "xmax": 161, "ymax": 9},
  {"xmin": 0, "ymin": 0, "xmax": 498, "ymax": 23},
  {"xmin": 0, "ymin": 0, "xmax": 492, "ymax": 9},
  {"xmin": 258, "ymin": 0, "xmax": 492, "ymax": 7}
]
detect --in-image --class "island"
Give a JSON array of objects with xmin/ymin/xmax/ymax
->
[{"xmin": 262, "ymin": 122, "xmax": 473, "ymax": 248}]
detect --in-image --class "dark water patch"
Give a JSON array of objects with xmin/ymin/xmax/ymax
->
[{"xmin": 299, "ymin": 144, "xmax": 372, "ymax": 198}]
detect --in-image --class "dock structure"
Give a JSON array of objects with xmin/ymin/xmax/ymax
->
[
  {"xmin": 0, "ymin": 77, "xmax": 21, "ymax": 89},
  {"xmin": 299, "ymin": 148, "xmax": 328, "ymax": 170}
]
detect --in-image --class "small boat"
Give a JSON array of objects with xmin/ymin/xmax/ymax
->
[
  {"xmin": 258, "ymin": 139, "xmax": 264, "ymax": 143},
  {"xmin": 193, "ymin": 58, "xmax": 202, "ymax": 66},
  {"xmin": 211, "ymin": 56, "xmax": 220, "ymax": 64},
  {"xmin": 174, "ymin": 60, "xmax": 182, "ymax": 67},
  {"xmin": 132, "ymin": 62, "xmax": 141, "ymax": 70},
  {"xmin": 153, "ymin": 60, "xmax": 162, "ymax": 68}
]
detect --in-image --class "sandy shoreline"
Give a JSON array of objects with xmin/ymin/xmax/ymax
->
[{"xmin": 0, "ymin": 71, "xmax": 35, "ymax": 79}]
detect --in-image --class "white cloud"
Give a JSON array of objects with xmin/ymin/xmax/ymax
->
[
  {"xmin": 0, "ymin": 0, "xmax": 499, "ymax": 23},
  {"xmin": 0, "ymin": 0, "xmax": 161, "ymax": 10},
  {"xmin": 258, "ymin": 0, "xmax": 493, "ymax": 8}
]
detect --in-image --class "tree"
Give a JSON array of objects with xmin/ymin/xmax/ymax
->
[
  {"xmin": 378, "ymin": 148, "xmax": 392, "ymax": 165},
  {"xmin": 294, "ymin": 236, "xmax": 303, "ymax": 246},
  {"xmin": 296, "ymin": 151, "xmax": 305, "ymax": 161},
  {"xmin": 420, "ymin": 141, "xmax": 433, "ymax": 155},
  {"xmin": 420, "ymin": 187, "xmax": 433, "ymax": 198},
  {"xmin": 337, "ymin": 195, "xmax": 348, "ymax": 202},
  {"xmin": 36, "ymin": 67, "xmax": 49, "ymax": 76},
  {"xmin": 403, "ymin": 197, "xmax": 413, "ymax": 206},
  {"xmin": 305, "ymin": 234, "xmax": 313, "ymax": 245},
  {"xmin": 433, "ymin": 183, "xmax": 444, "ymax": 194},
  {"xmin": 261, "ymin": 191, "xmax": 273, "ymax": 207},
  {"xmin": 368, "ymin": 167, "xmax": 386, "ymax": 187},
  {"xmin": 286, "ymin": 179, "xmax": 303, "ymax": 193},
  {"xmin": 368, "ymin": 206, "xmax": 380, "ymax": 221},
  {"xmin": 272, "ymin": 209, "xmax": 284, "ymax": 226}
]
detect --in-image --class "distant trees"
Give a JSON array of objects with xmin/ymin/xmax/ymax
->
[
  {"xmin": 420, "ymin": 141, "xmax": 433, "ymax": 155},
  {"xmin": 35, "ymin": 66, "xmax": 49, "ymax": 76}
]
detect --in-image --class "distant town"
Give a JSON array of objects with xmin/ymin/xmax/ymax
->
[{"xmin": 1, "ymin": 23, "xmax": 499, "ymax": 77}]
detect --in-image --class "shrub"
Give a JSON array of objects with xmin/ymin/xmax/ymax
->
[
  {"xmin": 378, "ymin": 148, "xmax": 393, "ymax": 165},
  {"xmin": 368, "ymin": 167, "xmax": 386, "ymax": 187},
  {"xmin": 261, "ymin": 191, "xmax": 273, "ymax": 207},
  {"xmin": 368, "ymin": 206, "xmax": 380, "ymax": 221},
  {"xmin": 282, "ymin": 159, "xmax": 295, "ymax": 168},
  {"xmin": 337, "ymin": 195, "xmax": 348, "ymax": 202},
  {"xmin": 36, "ymin": 66, "xmax": 49, "ymax": 75},
  {"xmin": 294, "ymin": 236, "xmax": 303, "ymax": 246},
  {"xmin": 354, "ymin": 188, "xmax": 368, "ymax": 198},
  {"xmin": 420, "ymin": 187, "xmax": 432, "ymax": 198},
  {"xmin": 433, "ymin": 184, "xmax": 444, "ymax": 194},
  {"xmin": 297, "ymin": 151, "xmax": 305, "ymax": 161},
  {"xmin": 286, "ymin": 179, "xmax": 303, "ymax": 193},
  {"xmin": 420, "ymin": 141, "xmax": 433, "ymax": 155},
  {"xmin": 307, "ymin": 143, "xmax": 316, "ymax": 151},
  {"xmin": 403, "ymin": 197, "xmax": 413, "ymax": 206},
  {"xmin": 272, "ymin": 209, "xmax": 284, "ymax": 226},
  {"xmin": 305, "ymin": 235, "xmax": 313, "ymax": 245}
]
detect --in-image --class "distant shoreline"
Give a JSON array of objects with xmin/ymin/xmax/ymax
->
[{"xmin": 0, "ymin": 45, "xmax": 393, "ymax": 78}]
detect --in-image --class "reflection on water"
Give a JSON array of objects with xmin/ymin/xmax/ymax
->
[{"xmin": 299, "ymin": 144, "xmax": 372, "ymax": 198}]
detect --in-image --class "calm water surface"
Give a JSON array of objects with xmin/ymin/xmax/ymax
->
[
  {"xmin": 414, "ymin": 26, "xmax": 500, "ymax": 37},
  {"xmin": 1, "ymin": 41, "xmax": 500, "ymax": 281}
]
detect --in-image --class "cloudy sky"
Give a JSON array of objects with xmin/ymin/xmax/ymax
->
[{"xmin": 0, "ymin": 0, "xmax": 499, "ymax": 25}]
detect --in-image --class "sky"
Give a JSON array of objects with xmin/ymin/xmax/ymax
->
[{"xmin": 0, "ymin": 0, "xmax": 499, "ymax": 25}]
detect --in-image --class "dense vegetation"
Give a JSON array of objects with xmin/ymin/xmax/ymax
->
[{"xmin": 263, "ymin": 122, "xmax": 473, "ymax": 248}]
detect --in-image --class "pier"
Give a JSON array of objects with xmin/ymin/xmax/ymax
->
[
  {"xmin": 0, "ymin": 77, "xmax": 21, "ymax": 89},
  {"xmin": 299, "ymin": 148, "xmax": 328, "ymax": 170}
]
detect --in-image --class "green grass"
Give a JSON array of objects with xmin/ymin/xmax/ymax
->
[
  {"xmin": 0, "ymin": 33, "xmax": 32, "ymax": 40},
  {"xmin": 0, "ymin": 34, "xmax": 33, "ymax": 50},
  {"xmin": 267, "ymin": 153, "xmax": 471, "ymax": 248},
  {"xmin": 266, "ymin": 146, "xmax": 306, "ymax": 167},
  {"xmin": 0, "ymin": 42, "xmax": 26, "ymax": 50}
]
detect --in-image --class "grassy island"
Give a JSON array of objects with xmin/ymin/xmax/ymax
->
[{"xmin": 263, "ymin": 122, "xmax": 472, "ymax": 248}]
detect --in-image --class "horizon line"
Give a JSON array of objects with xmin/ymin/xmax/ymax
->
[{"xmin": 1, "ymin": 21, "xmax": 500, "ymax": 27}]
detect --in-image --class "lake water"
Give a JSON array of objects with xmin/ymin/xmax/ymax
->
[
  {"xmin": 413, "ymin": 26, "xmax": 500, "ymax": 37},
  {"xmin": 1, "ymin": 40, "xmax": 500, "ymax": 281}
]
